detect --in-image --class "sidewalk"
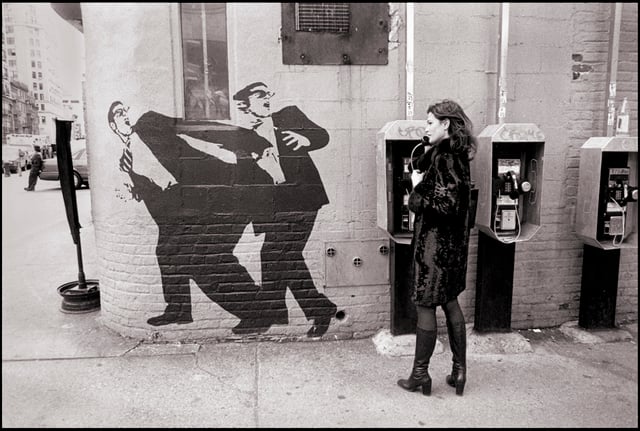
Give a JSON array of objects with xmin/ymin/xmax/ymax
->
[{"xmin": 2, "ymin": 175, "xmax": 638, "ymax": 427}]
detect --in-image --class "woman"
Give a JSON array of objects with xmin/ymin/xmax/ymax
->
[{"xmin": 397, "ymin": 100, "xmax": 476, "ymax": 396}]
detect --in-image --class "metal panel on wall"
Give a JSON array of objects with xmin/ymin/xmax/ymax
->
[
  {"xmin": 324, "ymin": 239, "xmax": 390, "ymax": 287},
  {"xmin": 281, "ymin": 3, "xmax": 389, "ymax": 65}
]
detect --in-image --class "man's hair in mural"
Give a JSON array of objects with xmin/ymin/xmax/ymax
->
[
  {"xmin": 107, "ymin": 100, "xmax": 124, "ymax": 125},
  {"xmin": 232, "ymin": 82, "xmax": 268, "ymax": 103}
]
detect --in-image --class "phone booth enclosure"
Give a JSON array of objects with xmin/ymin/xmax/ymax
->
[
  {"xmin": 473, "ymin": 123, "xmax": 545, "ymax": 243},
  {"xmin": 576, "ymin": 136, "xmax": 638, "ymax": 250}
]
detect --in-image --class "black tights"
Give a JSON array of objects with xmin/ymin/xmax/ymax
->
[{"xmin": 416, "ymin": 299, "xmax": 465, "ymax": 332}]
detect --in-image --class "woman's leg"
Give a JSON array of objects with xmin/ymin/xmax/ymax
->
[
  {"xmin": 397, "ymin": 305, "xmax": 438, "ymax": 395},
  {"xmin": 443, "ymin": 299, "xmax": 467, "ymax": 395}
]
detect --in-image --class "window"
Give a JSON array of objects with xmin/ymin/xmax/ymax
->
[
  {"xmin": 32, "ymin": 71, "xmax": 36, "ymax": 79},
  {"xmin": 180, "ymin": 3, "xmax": 230, "ymax": 120},
  {"xmin": 7, "ymin": 37, "xmax": 14, "ymax": 44},
  {"xmin": 33, "ymin": 83, "xmax": 37, "ymax": 90},
  {"xmin": 37, "ymin": 61, "xmax": 41, "ymax": 68},
  {"xmin": 31, "ymin": 61, "xmax": 36, "ymax": 68},
  {"xmin": 39, "ymin": 83, "xmax": 43, "ymax": 90},
  {"xmin": 40, "ymin": 104, "xmax": 45, "ymax": 111},
  {"xmin": 41, "ymin": 116, "xmax": 46, "ymax": 124},
  {"xmin": 281, "ymin": 3, "xmax": 389, "ymax": 65},
  {"xmin": 38, "ymin": 72, "xmax": 42, "ymax": 79}
]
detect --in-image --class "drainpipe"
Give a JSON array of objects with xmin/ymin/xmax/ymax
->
[
  {"xmin": 604, "ymin": 3, "xmax": 623, "ymax": 137},
  {"xmin": 496, "ymin": 3, "xmax": 510, "ymax": 124},
  {"xmin": 406, "ymin": 2, "xmax": 414, "ymax": 120}
]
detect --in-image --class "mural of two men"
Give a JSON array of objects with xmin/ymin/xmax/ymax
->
[{"xmin": 108, "ymin": 82, "xmax": 337, "ymax": 337}]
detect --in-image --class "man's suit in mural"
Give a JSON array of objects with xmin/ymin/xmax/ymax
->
[{"xmin": 247, "ymin": 105, "xmax": 337, "ymax": 338}]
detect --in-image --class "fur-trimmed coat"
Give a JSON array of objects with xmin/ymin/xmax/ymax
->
[{"xmin": 408, "ymin": 140, "xmax": 472, "ymax": 307}]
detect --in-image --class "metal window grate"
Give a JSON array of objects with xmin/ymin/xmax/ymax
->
[{"xmin": 295, "ymin": 3, "xmax": 350, "ymax": 33}]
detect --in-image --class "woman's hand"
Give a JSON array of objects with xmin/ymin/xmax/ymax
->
[{"xmin": 411, "ymin": 170, "xmax": 425, "ymax": 188}]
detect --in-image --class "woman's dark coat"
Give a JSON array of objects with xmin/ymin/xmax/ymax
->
[{"xmin": 408, "ymin": 140, "xmax": 472, "ymax": 307}]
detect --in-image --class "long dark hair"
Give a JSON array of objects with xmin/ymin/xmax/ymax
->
[{"xmin": 427, "ymin": 99, "xmax": 477, "ymax": 161}]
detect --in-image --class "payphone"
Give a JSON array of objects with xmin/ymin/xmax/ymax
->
[
  {"xmin": 472, "ymin": 123, "xmax": 545, "ymax": 332},
  {"xmin": 576, "ymin": 136, "xmax": 638, "ymax": 250},
  {"xmin": 377, "ymin": 120, "xmax": 428, "ymax": 242},
  {"xmin": 575, "ymin": 136, "xmax": 637, "ymax": 329},
  {"xmin": 474, "ymin": 124, "xmax": 545, "ymax": 243}
]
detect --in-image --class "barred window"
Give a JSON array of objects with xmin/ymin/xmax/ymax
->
[{"xmin": 180, "ymin": 3, "xmax": 230, "ymax": 121}]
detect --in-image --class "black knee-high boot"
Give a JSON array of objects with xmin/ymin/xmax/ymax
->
[
  {"xmin": 445, "ymin": 321, "xmax": 467, "ymax": 395},
  {"xmin": 397, "ymin": 328, "xmax": 437, "ymax": 395}
]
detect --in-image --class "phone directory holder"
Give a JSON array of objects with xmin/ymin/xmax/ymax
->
[
  {"xmin": 576, "ymin": 136, "xmax": 638, "ymax": 250},
  {"xmin": 473, "ymin": 123, "xmax": 545, "ymax": 243}
]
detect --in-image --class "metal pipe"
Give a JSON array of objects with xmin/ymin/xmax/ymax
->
[
  {"xmin": 406, "ymin": 2, "xmax": 414, "ymax": 120},
  {"xmin": 497, "ymin": 3, "xmax": 510, "ymax": 124},
  {"xmin": 605, "ymin": 3, "xmax": 623, "ymax": 136},
  {"xmin": 201, "ymin": 3, "xmax": 210, "ymax": 119}
]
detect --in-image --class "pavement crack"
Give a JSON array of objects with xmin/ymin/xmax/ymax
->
[{"xmin": 120, "ymin": 339, "xmax": 144, "ymax": 356}]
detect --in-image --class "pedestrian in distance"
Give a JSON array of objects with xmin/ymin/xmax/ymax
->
[
  {"xmin": 397, "ymin": 99, "xmax": 476, "ymax": 396},
  {"xmin": 17, "ymin": 149, "xmax": 25, "ymax": 177},
  {"xmin": 24, "ymin": 146, "xmax": 44, "ymax": 191}
]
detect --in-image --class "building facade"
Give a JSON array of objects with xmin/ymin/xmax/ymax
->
[
  {"xmin": 54, "ymin": 3, "xmax": 637, "ymax": 342},
  {"xmin": 2, "ymin": 3, "xmax": 75, "ymax": 141}
]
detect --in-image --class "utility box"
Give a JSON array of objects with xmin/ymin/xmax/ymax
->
[
  {"xmin": 575, "ymin": 136, "xmax": 638, "ymax": 250},
  {"xmin": 473, "ymin": 123, "xmax": 545, "ymax": 244}
]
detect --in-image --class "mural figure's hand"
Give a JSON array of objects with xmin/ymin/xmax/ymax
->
[
  {"xmin": 252, "ymin": 147, "xmax": 286, "ymax": 184},
  {"xmin": 281, "ymin": 130, "xmax": 310, "ymax": 151},
  {"xmin": 124, "ymin": 183, "xmax": 141, "ymax": 202}
]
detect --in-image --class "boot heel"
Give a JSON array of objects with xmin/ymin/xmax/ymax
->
[
  {"xmin": 421, "ymin": 380, "xmax": 432, "ymax": 396},
  {"xmin": 455, "ymin": 380, "xmax": 465, "ymax": 396}
]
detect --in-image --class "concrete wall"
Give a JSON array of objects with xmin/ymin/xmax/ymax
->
[{"xmin": 80, "ymin": 3, "xmax": 637, "ymax": 341}]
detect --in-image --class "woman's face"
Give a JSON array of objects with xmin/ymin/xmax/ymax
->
[{"xmin": 425, "ymin": 112, "xmax": 449, "ymax": 145}]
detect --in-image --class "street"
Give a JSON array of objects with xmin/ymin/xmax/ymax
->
[{"xmin": 2, "ymin": 170, "xmax": 638, "ymax": 427}]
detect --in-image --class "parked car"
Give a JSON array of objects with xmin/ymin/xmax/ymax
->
[
  {"xmin": 2, "ymin": 146, "xmax": 30, "ymax": 173},
  {"xmin": 39, "ymin": 148, "xmax": 90, "ymax": 189}
]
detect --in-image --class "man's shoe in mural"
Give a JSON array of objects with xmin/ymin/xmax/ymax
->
[
  {"xmin": 306, "ymin": 304, "xmax": 338, "ymax": 338},
  {"xmin": 147, "ymin": 310, "xmax": 194, "ymax": 326}
]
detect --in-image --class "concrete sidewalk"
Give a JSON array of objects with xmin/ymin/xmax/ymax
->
[
  {"xmin": 2, "ymin": 310, "xmax": 638, "ymax": 427},
  {"xmin": 2, "ymin": 176, "xmax": 638, "ymax": 427}
]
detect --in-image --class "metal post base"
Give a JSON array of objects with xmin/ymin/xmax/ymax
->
[{"xmin": 57, "ymin": 279, "xmax": 100, "ymax": 313}]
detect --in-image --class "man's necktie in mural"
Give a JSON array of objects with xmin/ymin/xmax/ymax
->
[{"xmin": 107, "ymin": 83, "xmax": 337, "ymax": 338}]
